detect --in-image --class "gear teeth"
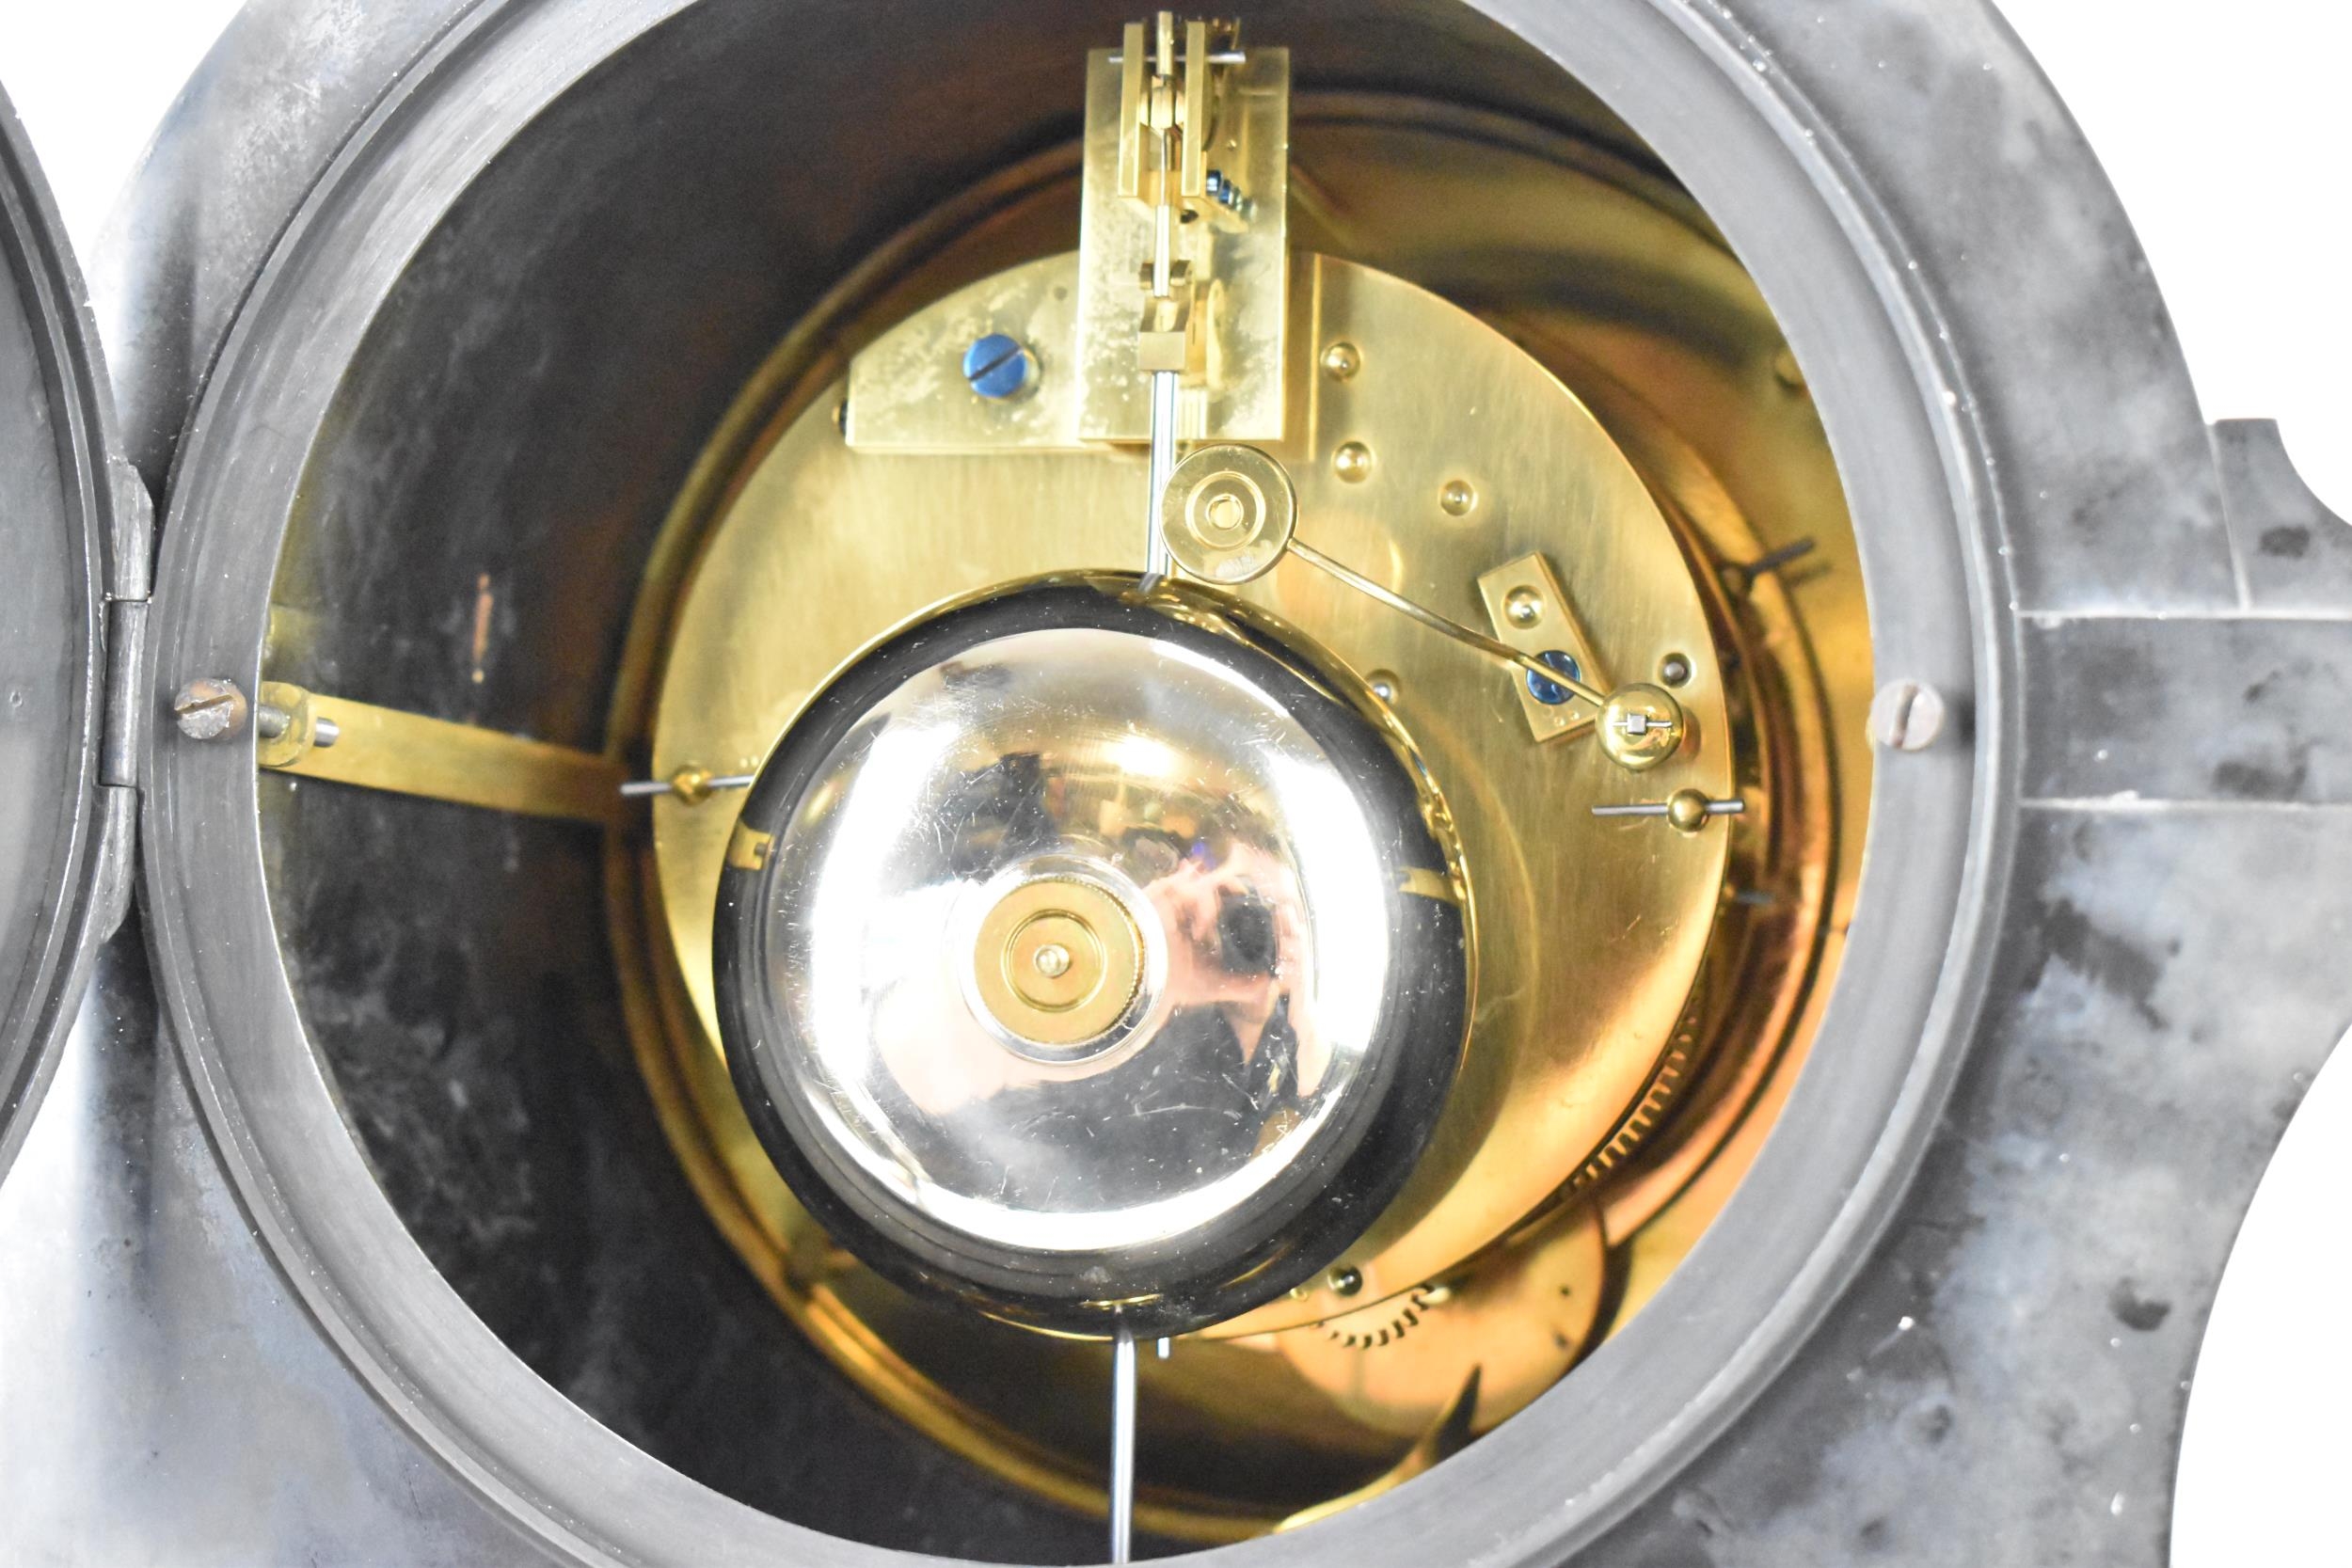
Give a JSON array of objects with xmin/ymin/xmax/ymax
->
[
  {"xmin": 1569, "ymin": 1009, "xmax": 1702, "ymax": 1192},
  {"xmin": 1321, "ymin": 1287, "xmax": 1433, "ymax": 1350}
]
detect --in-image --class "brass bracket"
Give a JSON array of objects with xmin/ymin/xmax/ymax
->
[
  {"xmin": 843, "ymin": 255, "xmax": 1085, "ymax": 452},
  {"xmin": 1475, "ymin": 553, "xmax": 1610, "ymax": 741},
  {"xmin": 1136, "ymin": 260, "xmax": 1197, "ymax": 375},
  {"xmin": 1077, "ymin": 20, "xmax": 1288, "ymax": 444},
  {"xmin": 724, "ymin": 820, "xmax": 774, "ymax": 870},
  {"xmin": 254, "ymin": 681, "xmax": 323, "ymax": 769},
  {"xmin": 256, "ymin": 681, "xmax": 625, "ymax": 826},
  {"xmin": 843, "ymin": 16, "xmax": 1287, "ymax": 454},
  {"xmin": 1114, "ymin": 15, "xmax": 1216, "ymax": 208}
]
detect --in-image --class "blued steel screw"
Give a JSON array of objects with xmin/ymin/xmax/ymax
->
[
  {"xmin": 1525, "ymin": 650, "xmax": 1582, "ymax": 707},
  {"xmin": 961, "ymin": 333, "xmax": 1037, "ymax": 400}
]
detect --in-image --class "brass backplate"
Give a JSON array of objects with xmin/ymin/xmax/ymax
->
[
  {"xmin": 650, "ymin": 247, "xmax": 1735, "ymax": 1341},
  {"xmin": 601, "ymin": 103, "xmax": 1866, "ymax": 1540}
]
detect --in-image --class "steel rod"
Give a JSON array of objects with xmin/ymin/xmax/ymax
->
[
  {"xmin": 1590, "ymin": 798, "xmax": 1746, "ymax": 819},
  {"xmin": 1109, "ymin": 1323, "xmax": 1138, "ymax": 1563},
  {"xmin": 1288, "ymin": 539, "xmax": 1613, "ymax": 708},
  {"xmin": 618, "ymin": 773, "xmax": 755, "ymax": 799},
  {"xmin": 1143, "ymin": 369, "xmax": 1180, "ymax": 587}
]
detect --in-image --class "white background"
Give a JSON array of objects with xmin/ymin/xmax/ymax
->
[{"xmin": 0, "ymin": 2, "xmax": 2343, "ymax": 1561}]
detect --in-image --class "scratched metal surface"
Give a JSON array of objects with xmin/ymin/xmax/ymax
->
[{"xmin": 1578, "ymin": 4, "xmax": 2352, "ymax": 1558}]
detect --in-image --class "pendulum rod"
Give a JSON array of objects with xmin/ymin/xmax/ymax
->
[
  {"xmin": 1109, "ymin": 1322, "xmax": 1138, "ymax": 1563},
  {"xmin": 1144, "ymin": 366, "xmax": 1180, "ymax": 585},
  {"xmin": 1140, "ymin": 110, "xmax": 1178, "ymax": 587},
  {"xmin": 1136, "ymin": 15, "xmax": 1192, "ymax": 588},
  {"xmin": 1124, "ymin": 12, "xmax": 1235, "ymax": 590}
]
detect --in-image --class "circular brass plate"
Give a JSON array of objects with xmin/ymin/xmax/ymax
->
[
  {"xmin": 605, "ymin": 103, "xmax": 1866, "ymax": 1539},
  {"xmin": 648, "ymin": 249, "xmax": 1734, "ymax": 1335}
]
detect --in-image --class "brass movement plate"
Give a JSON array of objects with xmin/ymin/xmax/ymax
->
[
  {"xmin": 649, "ymin": 248, "xmax": 1735, "ymax": 1342},
  {"xmin": 603, "ymin": 104, "xmax": 1866, "ymax": 1540}
]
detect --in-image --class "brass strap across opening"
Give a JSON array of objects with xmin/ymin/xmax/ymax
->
[{"xmin": 256, "ymin": 681, "xmax": 625, "ymax": 827}]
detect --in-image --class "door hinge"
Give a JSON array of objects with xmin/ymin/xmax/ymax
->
[
  {"xmin": 98, "ymin": 459, "xmax": 156, "ymax": 793},
  {"xmin": 91, "ymin": 459, "xmax": 153, "ymax": 940},
  {"xmin": 100, "ymin": 598, "xmax": 148, "ymax": 790}
]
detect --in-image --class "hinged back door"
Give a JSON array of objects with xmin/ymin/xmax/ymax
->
[{"xmin": 0, "ymin": 86, "xmax": 148, "ymax": 1180}]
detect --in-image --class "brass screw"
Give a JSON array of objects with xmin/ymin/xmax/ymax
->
[
  {"xmin": 1439, "ymin": 479, "xmax": 1477, "ymax": 516},
  {"xmin": 1332, "ymin": 441, "xmax": 1375, "ymax": 483},
  {"xmin": 1032, "ymin": 943, "xmax": 1073, "ymax": 980},
  {"xmin": 668, "ymin": 765, "xmax": 715, "ymax": 805},
  {"xmin": 1320, "ymin": 341, "xmax": 1361, "ymax": 381},
  {"xmin": 1504, "ymin": 587, "xmax": 1543, "ymax": 627}
]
